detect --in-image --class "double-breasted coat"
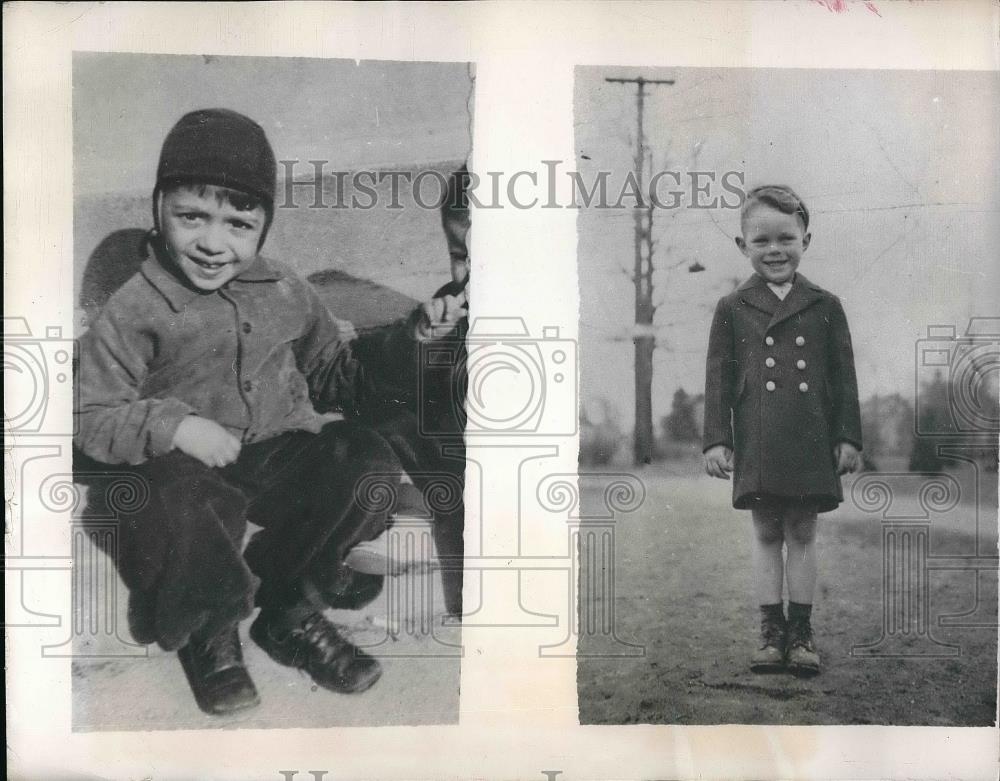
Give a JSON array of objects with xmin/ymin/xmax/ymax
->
[{"xmin": 702, "ymin": 273, "xmax": 863, "ymax": 512}]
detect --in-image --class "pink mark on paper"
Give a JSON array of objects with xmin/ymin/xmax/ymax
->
[{"xmin": 812, "ymin": 0, "xmax": 883, "ymax": 16}]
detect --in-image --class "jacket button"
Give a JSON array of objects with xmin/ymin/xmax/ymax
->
[
  {"xmin": 242, "ymin": 322, "xmax": 252, "ymax": 334},
  {"xmin": 795, "ymin": 336, "xmax": 806, "ymax": 346},
  {"xmin": 797, "ymin": 359, "xmax": 806, "ymax": 370},
  {"xmin": 766, "ymin": 381, "xmax": 776, "ymax": 392},
  {"xmin": 765, "ymin": 357, "xmax": 775, "ymax": 368},
  {"xmin": 799, "ymin": 382, "xmax": 809, "ymax": 392},
  {"xmin": 765, "ymin": 336, "xmax": 775, "ymax": 346},
  {"xmin": 243, "ymin": 380, "xmax": 253, "ymax": 392}
]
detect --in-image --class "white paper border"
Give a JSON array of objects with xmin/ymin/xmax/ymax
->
[{"xmin": 5, "ymin": 2, "xmax": 998, "ymax": 779}]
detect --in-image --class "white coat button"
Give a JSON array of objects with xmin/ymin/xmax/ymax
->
[
  {"xmin": 797, "ymin": 359, "xmax": 806, "ymax": 370},
  {"xmin": 766, "ymin": 381, "xmax": 776, "ymax": 392},
  {"xmin": 765, "ymin": 336, "xmax": 775, "ymax": 346},
  {"xmin": 765, "ymin": 357, "xmax": 776, "ymax": 368},
  {"xmin": 795, "ymin": 336, "xmax": 806, "ymax": 346},
  {"xmin": 799, "ymin": 382, "xmax": 809, "ymax": 392}
]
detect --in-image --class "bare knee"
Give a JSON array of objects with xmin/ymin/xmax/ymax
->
[
  {"xmin": 752, "ymin": 511, "xmax": 784, "ymax": 545},
  {"xmin": 784, "ymin": 512, "xmax": 817, "ymax": 546}
]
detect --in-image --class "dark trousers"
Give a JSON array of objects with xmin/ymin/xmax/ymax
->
[{"xmin": 78, "ymin": 420, "xmax": 401, "ymax": 650}]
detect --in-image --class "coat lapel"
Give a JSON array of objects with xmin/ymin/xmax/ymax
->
[
  {"xmin": 736, "ymin": 273, "xmax": 825, "ymax": 329},
  {"xmin": 770, "ymin": 273, "xmax": 824, "ymax": 328},
  {"xmin": 736, "ymin": 274, "xmax": 779, "ymax": 318}
]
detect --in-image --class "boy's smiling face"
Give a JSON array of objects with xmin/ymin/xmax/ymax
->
[
  {"xmin": 736, "ymin": 204, "xmax": 811, "ymax": 285},
  {"xmin": 159, "ymin": 184, "xmax": 266, "ymax": 291}
]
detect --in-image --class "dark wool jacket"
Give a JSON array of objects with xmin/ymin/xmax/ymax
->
[{"xmin": 703, "ymin": 273, "xmax": 863, "ymax": 512}]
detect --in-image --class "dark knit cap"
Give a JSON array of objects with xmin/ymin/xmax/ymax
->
[{"xmin": 153, "ymin": 109, "xmax": 277, "ymax": 247}]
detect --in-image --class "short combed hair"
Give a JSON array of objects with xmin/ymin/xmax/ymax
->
[
  {"xmin": 160, "ymin": 181, "xmax": 265, "ymax": 214},
  {"xmin": 741, "ymin": 185, "xmax": 809, "ymax": 231}
]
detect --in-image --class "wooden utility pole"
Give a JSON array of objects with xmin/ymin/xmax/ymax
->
[{"xmin": 605, "ymin": 76, "xmax": 674, "ymax": 466}]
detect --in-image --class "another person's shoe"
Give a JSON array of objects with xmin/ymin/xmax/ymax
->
[
  {"xmin": 250, "ymin": 609, "xmax": 382, "ymax": 694},
  {"xmin": 177, "ymin": 625, "xmax": 260, "ymax": 715},
  {"xmin": 750, "ymin": 613, "xmax": 787, "ymax": 673},
  {"xmin": 344, "ymin": 524, "xmax": 435, "ymax": 576},
  {"xmin": 786, "ymin": 617, "xmax": 821, "ymax": 677}
]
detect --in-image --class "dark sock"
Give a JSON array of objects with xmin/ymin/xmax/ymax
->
[
  {"xmin": 787, "ymin": 601, "xmax": 812, "ymax": 624},
  {"xmin": 760, "ymin": 603, "xmax": 785, "ymax": 623}
]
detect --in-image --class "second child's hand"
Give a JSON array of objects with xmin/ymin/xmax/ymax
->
[{"xmin": 414, "ymin": 291, "xmax": 467, "ymax": 340}]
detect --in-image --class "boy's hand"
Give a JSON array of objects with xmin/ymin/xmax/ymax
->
[
  {"xmin": 414, "ymin": 292, "xmax": 467, "ymax": 341},
  {"xmin": 172, "ymin": 416, "xmax": 242, "ymax": 468},
  {"xmin": 834, "ymin": 441, "xmax": 862, "ymax": 475},
  {"xmin": 704, "ymin": 445, "xmax": 734, "ymax": 480}
]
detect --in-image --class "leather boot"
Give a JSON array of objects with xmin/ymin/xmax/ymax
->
[{"xmin": 177, "ymin": 625, "xmax": 260, "ymax": 715}]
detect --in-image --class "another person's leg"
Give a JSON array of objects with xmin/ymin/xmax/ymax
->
[
  {"xmin": 428, "ymin": 494, "xmax": 464, "ymax": 619},
  {"xmin": 371, "ymin": 410, "xmax": 465, "ymax": 617},
  {"xmin": 783, "ymin": 505, "xmax": 821, "ymax": 676},
  {"xmin": 750, "ymin": 505, "xmax": 786, "ymax": 672}
]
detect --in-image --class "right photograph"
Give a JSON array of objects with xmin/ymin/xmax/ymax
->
[{"xmin": 574, "ymin": 66, "xmax": 998, "ymax": 726}]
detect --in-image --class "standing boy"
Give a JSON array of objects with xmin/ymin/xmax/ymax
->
[
  {"xmin": 75, "ymin": 109, "xmax": 465, "ymax": 714},
  {"xmin": 702, "ymin": 185, "xmax": 862, "ymax": 676}
]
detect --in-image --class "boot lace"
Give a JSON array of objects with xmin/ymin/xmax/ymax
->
[
  {"xmin": 761, "ymin": 616, "xmax": 786, "ymax": 648},
  {"xmin": 294, "ymin": 613, "xmax": 351, "ymax": 664}
]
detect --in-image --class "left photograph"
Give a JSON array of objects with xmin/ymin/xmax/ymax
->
[{"xmin": 71, "ymin": 52, "xmax": 472, "ymax": 729}]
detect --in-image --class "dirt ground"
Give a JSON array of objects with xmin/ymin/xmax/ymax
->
[
  {"xmin": 71, "ymin": 526, "xmax": 462, "ymax": 731},
  {"xmin": 577, "ymin": 462, "xmax": 999, "ymax": 726}
]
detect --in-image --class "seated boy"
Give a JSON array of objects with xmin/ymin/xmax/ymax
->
[{"xmin": 74, "ymin": 108, "xmax": 465, "ymax": 715}]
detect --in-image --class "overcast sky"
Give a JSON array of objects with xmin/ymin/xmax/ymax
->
[
  {"xmin": 576, "ymin": 66, "xmax": 999, "ymax": 427},
  {"xmin": 74, "ymin": 52, "xmax": 473, "ymax": 195}
]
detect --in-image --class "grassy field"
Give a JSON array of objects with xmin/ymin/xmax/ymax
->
[{"xmin": 577, "ymin": 462, "xmax": 998, "ymax": 726}]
